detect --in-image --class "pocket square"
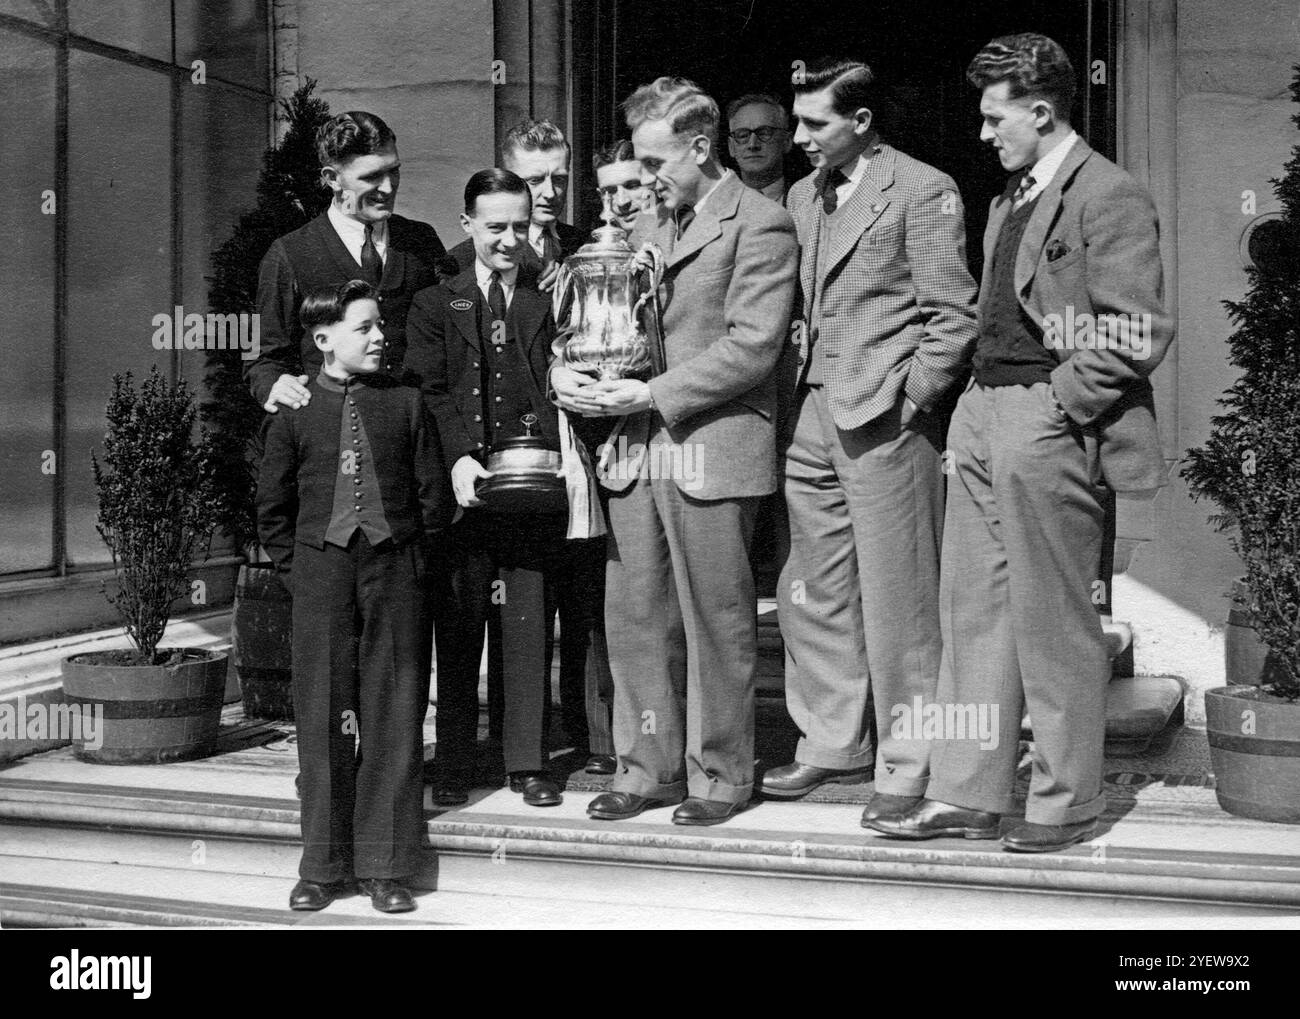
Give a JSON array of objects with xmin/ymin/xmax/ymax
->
[{"xmin": 1046, "ymin": 239, "xmax": 1072, "ymax": 263}]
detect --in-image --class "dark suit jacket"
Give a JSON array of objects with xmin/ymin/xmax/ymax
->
[
  {"xmin": 984, "ymin": 137, "xmax": 1174, "ymax": 492},
  {"xmin": 404, "ymin": 267, "xmax": 559, "ymax": 465},
  {"xmin": 255, "ymin": 374, "xmax": 455, "ymax": 583},
  {"xmin": 601, "ymin": 172, "xmax": 797, "ymax": 501},
  {"xmin": 245, "ymin": 212, "xmax": 448, "ymax": 407},
  {"xmin": 446, "ymin": 221, "xmax": 586, "ymax": 276}
]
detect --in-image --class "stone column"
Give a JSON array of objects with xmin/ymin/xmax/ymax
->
[
  {"xmin": 1119, "ymin": 0, "xmax": 1179, "ymax": 459},
  {"xmin": 271, "ymin": 0, "xmax": 300, "ymax": 144}
]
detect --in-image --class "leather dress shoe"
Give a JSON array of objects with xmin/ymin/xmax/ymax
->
[
  {"xmin": 761, "ymin": 761, "xmax": 873, "ymax": 800},
  {"xmin": 289, "ymin": 878, "xmax": 351, "ymax": 911},
  {"xmin": 585, "ymin": 754, "xmax": 617, "ymax": 775},
  {"xmin": 509, "ymin": 772, "xmax": 562, "ymax": 807},
  {"xmin": 860, "ymin": 792, "xmax": 923, "ymax": 827},
  {"xmin": 672, "ymin": 797, "xmax": 746, "ymax": 826},
  {"xmin": 357, "ymin": 877, "xmax": 416, "ymax": 913},
  {"xmin": 865, "ymin": 798, "xmax": 1000, "ymax": 840},
  {"xmin": 1001, "ymin": 818, "xmax": 1097, "ymax": 853},
  {"xmin": 587, "ymin": 791, "xmax": 676, "ymax": 820}
]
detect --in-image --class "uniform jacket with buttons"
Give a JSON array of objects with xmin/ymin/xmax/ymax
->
[
  {"xmin": 404, "ymin": 266, "xmax": 560, "ymax": 464},
  {"xmin": 785, "ymin": 143, "xmax": 979, "ymax": 431},
  {"xmin": 245, "ymin": 212, "xmax": 449, "ymax": 408},
  {"xmin": 255, "ymin": 373, "xmax": 455, "ymax": 584}
]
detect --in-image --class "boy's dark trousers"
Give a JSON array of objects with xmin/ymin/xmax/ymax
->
[{"xmin": 292, "ymin": 531, "xmax": 428, "ymax": 884}]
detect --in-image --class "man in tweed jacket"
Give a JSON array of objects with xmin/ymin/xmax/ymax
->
[
  {"xmin": 762, "ymin": 59, "xmax": 978, "ymax": 824},
  {"xmin": 553, "ymin": 77, "xmax": 798, "ymax": 826}
]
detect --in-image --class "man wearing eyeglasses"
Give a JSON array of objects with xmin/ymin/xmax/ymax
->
[
  {"xmin": 727, "ymin": 93, "xmax": 794, "ymax": 205},
  {"xmin": 594, "ymin": 139, "xmax": 652, "ymax": 234}
]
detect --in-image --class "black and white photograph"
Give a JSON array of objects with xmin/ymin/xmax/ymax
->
[{"xmin": 0, "ymin": 0, "xmax": 1298, "ymax": 955}]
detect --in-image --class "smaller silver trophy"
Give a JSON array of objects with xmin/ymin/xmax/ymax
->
[{"xmin": 551, "ymin": 190, "xmax": 665, "ymax": 380}]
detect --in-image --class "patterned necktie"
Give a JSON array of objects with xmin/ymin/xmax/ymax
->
[
  {"xmin": 675, "ymin": 204, "xmax": 696, "ymax": 241},
  {"xmin": 821, "ymin": 166, "xmax": 848, "ymax": 215},
  {"xmin": 360, "ymin": 224, "xmax": 383, "ymax": 285},
  {"xmin": 1012, "ymin": 172, "xmax": 1037, "ymax": 210},
  {"xmin": 487, "ymin": 270, "xmax": 507, "ymax": 337}
]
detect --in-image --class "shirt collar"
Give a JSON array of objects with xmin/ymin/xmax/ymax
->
[
  {"xmin": 758, "ymin": 176, "xmax": 786, "ymax": 201},
  {"xmin": 327, "ymin": 202, "xmax": 388, "ymax": 248},
  {"xmin": 529, "ymin": 221, "xmax": 558, "ymax": 245},
  {"xmin": 474, "ymin": 258, "xmax": 518, "ymax": 291},
  {"xmin": 316, "ymin": 366, "xmax": 372, "ymax": 392},
  {"xmin": 1025, "ymin": 130, "xmax": 1079, "ymax": 192},
  {"xmin": 687, "ymin": 168, "xmax": 732, "ymax": 218}
]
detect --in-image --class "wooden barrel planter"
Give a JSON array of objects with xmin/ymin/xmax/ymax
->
[
  {"xmin": 1225, "ymin": 578, "xmax": 1274, "ymax": 686},
  {"xmin": 233, "ymin": 563, "xmax": 294, "ymax": 721},
  {"xmin": 1205, "ymin": 686, "xmax": 1300, "ymax": 824},
  {"xmin": 61, "ymin": 648, "xmax": 228, "ymax": 764}
]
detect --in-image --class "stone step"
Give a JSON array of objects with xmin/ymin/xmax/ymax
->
[{"xmin": 2, "ymin": 774, "xmax": 1298, "ymax": 927}]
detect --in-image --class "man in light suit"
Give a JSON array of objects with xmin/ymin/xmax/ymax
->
[
  {"xmin": 869, "ymin": 33, "xmax": 1173, "ymax": 852},
  {"xmin": 553, "ymin": 76, "xmax": 797, "ymax": 825},
  {"xmin": 763, "ymin": 59, "xmax": 978, "ymax": 822}
]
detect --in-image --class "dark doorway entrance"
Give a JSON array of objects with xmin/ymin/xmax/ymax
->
[{"xmin": 572, "ymin": 0, "xmax": 1115, "ymax": 266}]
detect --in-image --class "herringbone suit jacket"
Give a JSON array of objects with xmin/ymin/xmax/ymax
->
[{"xmin": 785, "ymin": 144, "xmax": 978, "ymax": 429}]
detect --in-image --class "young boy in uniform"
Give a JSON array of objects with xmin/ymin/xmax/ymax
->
[{"xmin": 257, "ymin": 279, "xmax": 454, "ymax": 913}]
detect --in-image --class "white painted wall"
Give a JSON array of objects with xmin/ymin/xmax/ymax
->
[{"xmin": 1119, "ymin": 0, "xmax": 1300, "ymax": 723}]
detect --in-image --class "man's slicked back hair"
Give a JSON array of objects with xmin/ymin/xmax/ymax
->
[
  {"xmin": 791, "ymin": 59, "xmax": 876, "ymax": 119},
  {"xmin": 966, "ymin": 33, "xmax": 1077, "ymax": 122},
  {"xmin": 463, "ymin": 167, "xmax": 531, "ymax": 215},
  {"xmin": 593, "ymin": 138, "xmax": 637, "ymax": 172},
  {"xmin": 315, "ymin": 111, "xmax": 396, "ymax": 167},
  {"xmin": 622, "ymin": 76, "xmax": 721, "ymax": 148},
  {"xmin": 502, "ymin": 118, "xmax": 571, "ymax": 163}
]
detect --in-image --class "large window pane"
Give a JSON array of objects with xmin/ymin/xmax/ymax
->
[
  {"xmin": 0, "ymin": 1, "xmax": 58, "ymax": 27},
  {"xmin": 175, "ymin": 0, "xmax": 268, "ymax": 91},
  {"xmin": 68, "ymin": 0, "xmax": 171, "ymax": 62},
  {"xmin": 0, "ymin": 28, "xmax": 56, "ymax": 573},
  {"xmin": 66, "ymin": 51, "xmax": 172, "ymax": 567}
]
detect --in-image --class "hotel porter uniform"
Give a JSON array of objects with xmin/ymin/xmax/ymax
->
[{"xmin": 256, "ymin": 281, "xmax": 455, "ymax": 912}]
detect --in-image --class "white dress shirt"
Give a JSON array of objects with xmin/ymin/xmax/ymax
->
[
  {"xmin": 327, "ymin": 202, "xmax": 388, "ymax": 267},
  {"xmin": 474, "ymin": 259, "xmax": 518, "ymax": 311},
  {"xmin": 828, "ymin": 145, "xmax": 880, "ymax": 207},
  {"xmin": 1016, "ymin": 130, "xmax": 1079, "ymax": 207}
]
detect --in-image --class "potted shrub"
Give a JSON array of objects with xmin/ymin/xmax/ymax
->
[
  {"xmin": 1183, "ymin": 65, "xmax": 1300, "ymax": 824},
  {"xmin": 203, "ymin": 80, "xmax": 332, "ymax": 721},
  {"xmin": 61, "ymin": 368, "xmax": 228, "ymax": 763}
]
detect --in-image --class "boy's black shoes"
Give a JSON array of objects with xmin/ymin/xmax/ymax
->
[
  {"xmin": 584, "ymin": 754, "xmax": 617, "ymax": 775},
  {"xmin": 509, "ymin": 771, "xmax": 562, "ymax": 806},
  {"xmin": 358, "ymin": 878, "xmax": 417, "ymax": 913},
  {"xmin": 289, "ymin": 878, "xmax": 353, "ymax": 911}
]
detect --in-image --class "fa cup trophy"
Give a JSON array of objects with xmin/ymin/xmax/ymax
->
[{"xmin": 551, "ymin": 190, "xmax": 665, "ymax": 379}]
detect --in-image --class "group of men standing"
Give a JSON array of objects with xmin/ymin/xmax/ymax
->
[{"xmin": 249, "ymin": 30, "xmax": 1172, "ymax": 913}]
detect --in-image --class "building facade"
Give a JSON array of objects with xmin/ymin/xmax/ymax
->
[{"xmin": 2, "ymin": 0, "xmax": 1295, "ymax": 721}]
